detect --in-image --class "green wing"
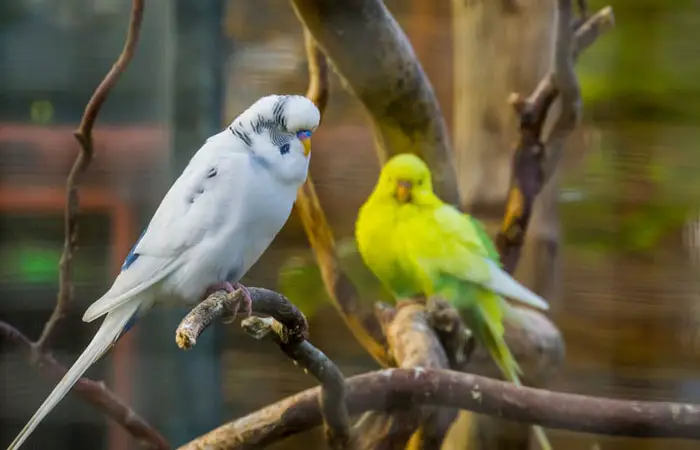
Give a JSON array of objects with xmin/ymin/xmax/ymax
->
[
  {"xmin": 406, "ymin": 205, "xmax": 496, "ymax": 290},
  {"xmin": 466, "ymin": 215, "xmax": 501, "ymax": 263}
]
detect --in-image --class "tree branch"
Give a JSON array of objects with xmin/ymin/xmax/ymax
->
[
  {"xmin": 175, "ymin": 288, "xmax": 309, "ymax": 350},
  {"xmin": 497, "ymin": 5, "xmax": 615, "ymax": 274},
  {"xmin": 291, "ymin": 0, "xmax": 459, "ymax": 206},
  {"xmin": 36, "ymin": 0, "xmax": 145, "ymax": 351},
  {"xmin": 0, "ymin": 321, "xmax": 169, "ymax": 450},
  {"xmin": 304, "ymin": 28, "xmax": 329, "ymax": 119},
  {"xmin": 350, "ymin": 303, "xmax": 454, "ymax": 449},
  {"xmin": 1, "ymin": 1, "xmax": 164, "ymax": 448},
  {"xmin": 179, "ymin": 367, "xmax": 700, "ymax": 449},
  {"xmin": 294, "ymin": 24, "xmax": 393, "ymax": 367},
  {"xmin": 383, "ymin": 305, "xmax": 455, "ymax": 450},
  {"xmin": 241, "ymin": 316, "xmax": 351, "ymax": 450},
  {"xmin": 175, "ymin": 289, "xmax": 350, "ymax": 449}
]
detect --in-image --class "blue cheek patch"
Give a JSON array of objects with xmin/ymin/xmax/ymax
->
[{"xmin": 121, "ymin": 228, "xmax": 147, "ymax": 272}]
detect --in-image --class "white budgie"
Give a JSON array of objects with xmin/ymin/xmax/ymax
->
[{"xmin": 7, "ymin": 94, "xmax": 320, "ymax": 450}]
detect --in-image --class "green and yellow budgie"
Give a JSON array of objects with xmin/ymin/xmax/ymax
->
[{"xmin": 355, "ymin": 153, "xmax": 552, "ymax": 450}]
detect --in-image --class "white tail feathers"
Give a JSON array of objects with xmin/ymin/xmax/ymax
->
[
  {"xmin": 483, "ymin": 259, "xmax": 549, "ymax": 310},
  {"xmin": 6, "ymin": 301, "xmax": 140, "ymax": 450}
]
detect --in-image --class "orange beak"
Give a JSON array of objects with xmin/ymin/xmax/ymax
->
[
  {"xmin": 395, "ymin": 180, "xmax": 412, "ymax": 203},
  {"xmin": 302, "ymin": 138, "xmax": 311, "ymax": 157}
]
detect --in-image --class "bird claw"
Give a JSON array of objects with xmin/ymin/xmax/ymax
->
[
  {"xmin": 203, "ymin": 281, "xmax": 236, "ymax": 299},
  {"xmin": 232, "ymin": 282, "xmax": 253, "ymax": 318},
  {"xmin": 202, "ymin": 281, "xmax": 253, "ymax": 324}
]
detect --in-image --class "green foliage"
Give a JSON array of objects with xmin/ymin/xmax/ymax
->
[
  {"xmin": 579, "ymin": 0, "xmax": 700, "ymax": 123},
  {"xmin": 278, "ymin": 239, "xmax": 395, "ymax": 320},
  {"xmin": 561, "ymin": 122, "xmax": 700, "ymax": 256},
  {"xmin": 0, "ymin": 244, "xmax": 60, "ymax": 284}
]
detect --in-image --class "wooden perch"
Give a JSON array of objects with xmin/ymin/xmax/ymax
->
[
  {"xmin": 179, "ymin": 367, "xmax": 700, "ymax": 449},
  {"xmin": 175, "ymin": 289, "xmax": 351, "ymax": 450},
  {"xmin": 380, "ymin": 304, "xmax": 456, "ymax": 449},
  {"xmin": 175, "ymin": 288, "xmax": 309, "ymax": 350},
  {"xmin": 241, "ymin": 316, "xmax": 351, "ymax": 449},
  {"xmin": 350, "ymin": 303, "xmax": 454, "ymax": 449}
]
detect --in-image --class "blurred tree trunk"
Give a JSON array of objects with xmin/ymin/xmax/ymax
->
[{"xmin": 446, "ymin": 0, "xmax": 559, "ymax": 449}]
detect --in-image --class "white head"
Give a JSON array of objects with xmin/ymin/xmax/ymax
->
[{"xmin": 229, "ymin": 94, "xmax": 321, "ymax": 185}]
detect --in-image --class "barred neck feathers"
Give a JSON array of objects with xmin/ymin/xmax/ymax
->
[{"xmin": 227, "ymin": 94, "xmax": 320, "ymax": 185}]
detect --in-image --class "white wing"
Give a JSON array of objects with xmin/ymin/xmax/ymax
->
[
  {"xmin": 83, "ymin": 135, "xmax": 249, "ymax": 322},
  {"xmin": 135, "ymin": 137, "xmax": 247, "ymax": 257}
]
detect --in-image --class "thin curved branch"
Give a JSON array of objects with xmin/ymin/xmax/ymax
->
[
  {"xmin": 179, "ymin": 367, "xmax": 700, "ymax": 449},
  {"xmin": 304, "ymin": 28, "xmax": 329, "ymax": 119},
  {"xmin": 175, "ymin": 287, "xmax": 309, "ymax": 349},
  {"xmin": 36, "ymin": 0, "xmax": 146, "ymax": 351},
  {"xmin": 241, "ymin": 316, "xmax": 351, "ymax": 449},
  {"xmin": 176, "ymin": 289, "xmax": 350, "ymax": 449},
  {"xmin": 3, "ymin": 1, "xmax": 163, "ymax": 448},
  {"xmin": 497, "ymin": 5, "xmax": 615, "ymax": 273},
  {"xmin": 295, "ymin": 24, "xmax": 392, "ymax": 366},
  {"xmin": 0, "ymin": 322, "xmax": 169, "ymax": 450}
]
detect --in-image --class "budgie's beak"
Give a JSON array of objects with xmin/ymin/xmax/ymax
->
[{"xmin": 395, "ymin": 180, "xmax": 412, "ymax": 203}]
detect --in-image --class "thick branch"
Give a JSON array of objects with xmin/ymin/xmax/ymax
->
[
  {"xmin": 351, "ymin": 303, "xmax": 454, "ymax": 449},
  {"xmin": 175, "ymin": 288, "xmax": 309, "ymax": 349},
  {"xmin": 179, "ymin": 367, "xmax": 700, "ymax": 449},
  {"xmin": 0, "ymin": 321, "xmax": 168, "ymax": 450},
  {"xmin": 496, "ymin": 5, "xmax": 615, "ymax": 273},
  {"xmin": 37, "ymin": 0, "xmax": 145, "ymax": 351},
  {"xmin": 296, "ymin": 24, "xmax": 392, "ymax": 367},
  {"xmin": 384, "ymin": 304, "xmax": 455, "ymax": 450},
  {"xmin": 291, "ymin": 0, "xmax": 459, "ymax": 205},
  {"xmin": 241, "ymin": 316, "xmax": 351, "ymax": 449}
]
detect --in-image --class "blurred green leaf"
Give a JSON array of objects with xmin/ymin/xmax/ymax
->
[
  {"xmin": 278, "ymin": 238, "xmax": 394, "ymax": 320},
  {"xmin": 580, "ymin": 0, "xmax": 700, "ymax": 123}
]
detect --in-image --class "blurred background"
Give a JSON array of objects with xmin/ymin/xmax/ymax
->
[{"xmin": 1, "ymin": 0, "xmax": 700, "ymax": 449}]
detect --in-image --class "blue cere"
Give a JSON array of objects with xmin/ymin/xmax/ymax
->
[{"xmin": 296, "ymin": 130, "xmax": 312, "ymax": 140}]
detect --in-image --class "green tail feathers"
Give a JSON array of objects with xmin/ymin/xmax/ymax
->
[{"xmin": 446, "ymin": 282, "xmax": 553, "ymax": 450}]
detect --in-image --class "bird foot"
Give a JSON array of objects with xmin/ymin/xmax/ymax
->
[
  {"xmin": 202, "ymin": 281, "xmax": 253, "ymax": 324},
  {"xmin": 232, "ymin": 282, "xmax": 253, "ymax": 318}
]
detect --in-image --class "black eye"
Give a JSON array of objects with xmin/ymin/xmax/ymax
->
[
  {"xmin": 417, "ymin": 179, "xmax": 423, "ymax": 185},
  {"xmin": 279, "ymin": 143, "xmax": 290, "ymax": 155}
]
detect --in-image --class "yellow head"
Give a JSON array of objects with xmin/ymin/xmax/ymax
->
[{"xmin": 374, "ymin": 153, "xmax": 435, "ymax": 206}]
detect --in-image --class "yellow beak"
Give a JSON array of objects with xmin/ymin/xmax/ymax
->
[
  {"xmin": 302, "ymin": 138, "xmax": 311, "ymax": 157},
  {"xmin": 395, "ymin": 180, "xmax": 412, "ymax": 203}
]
